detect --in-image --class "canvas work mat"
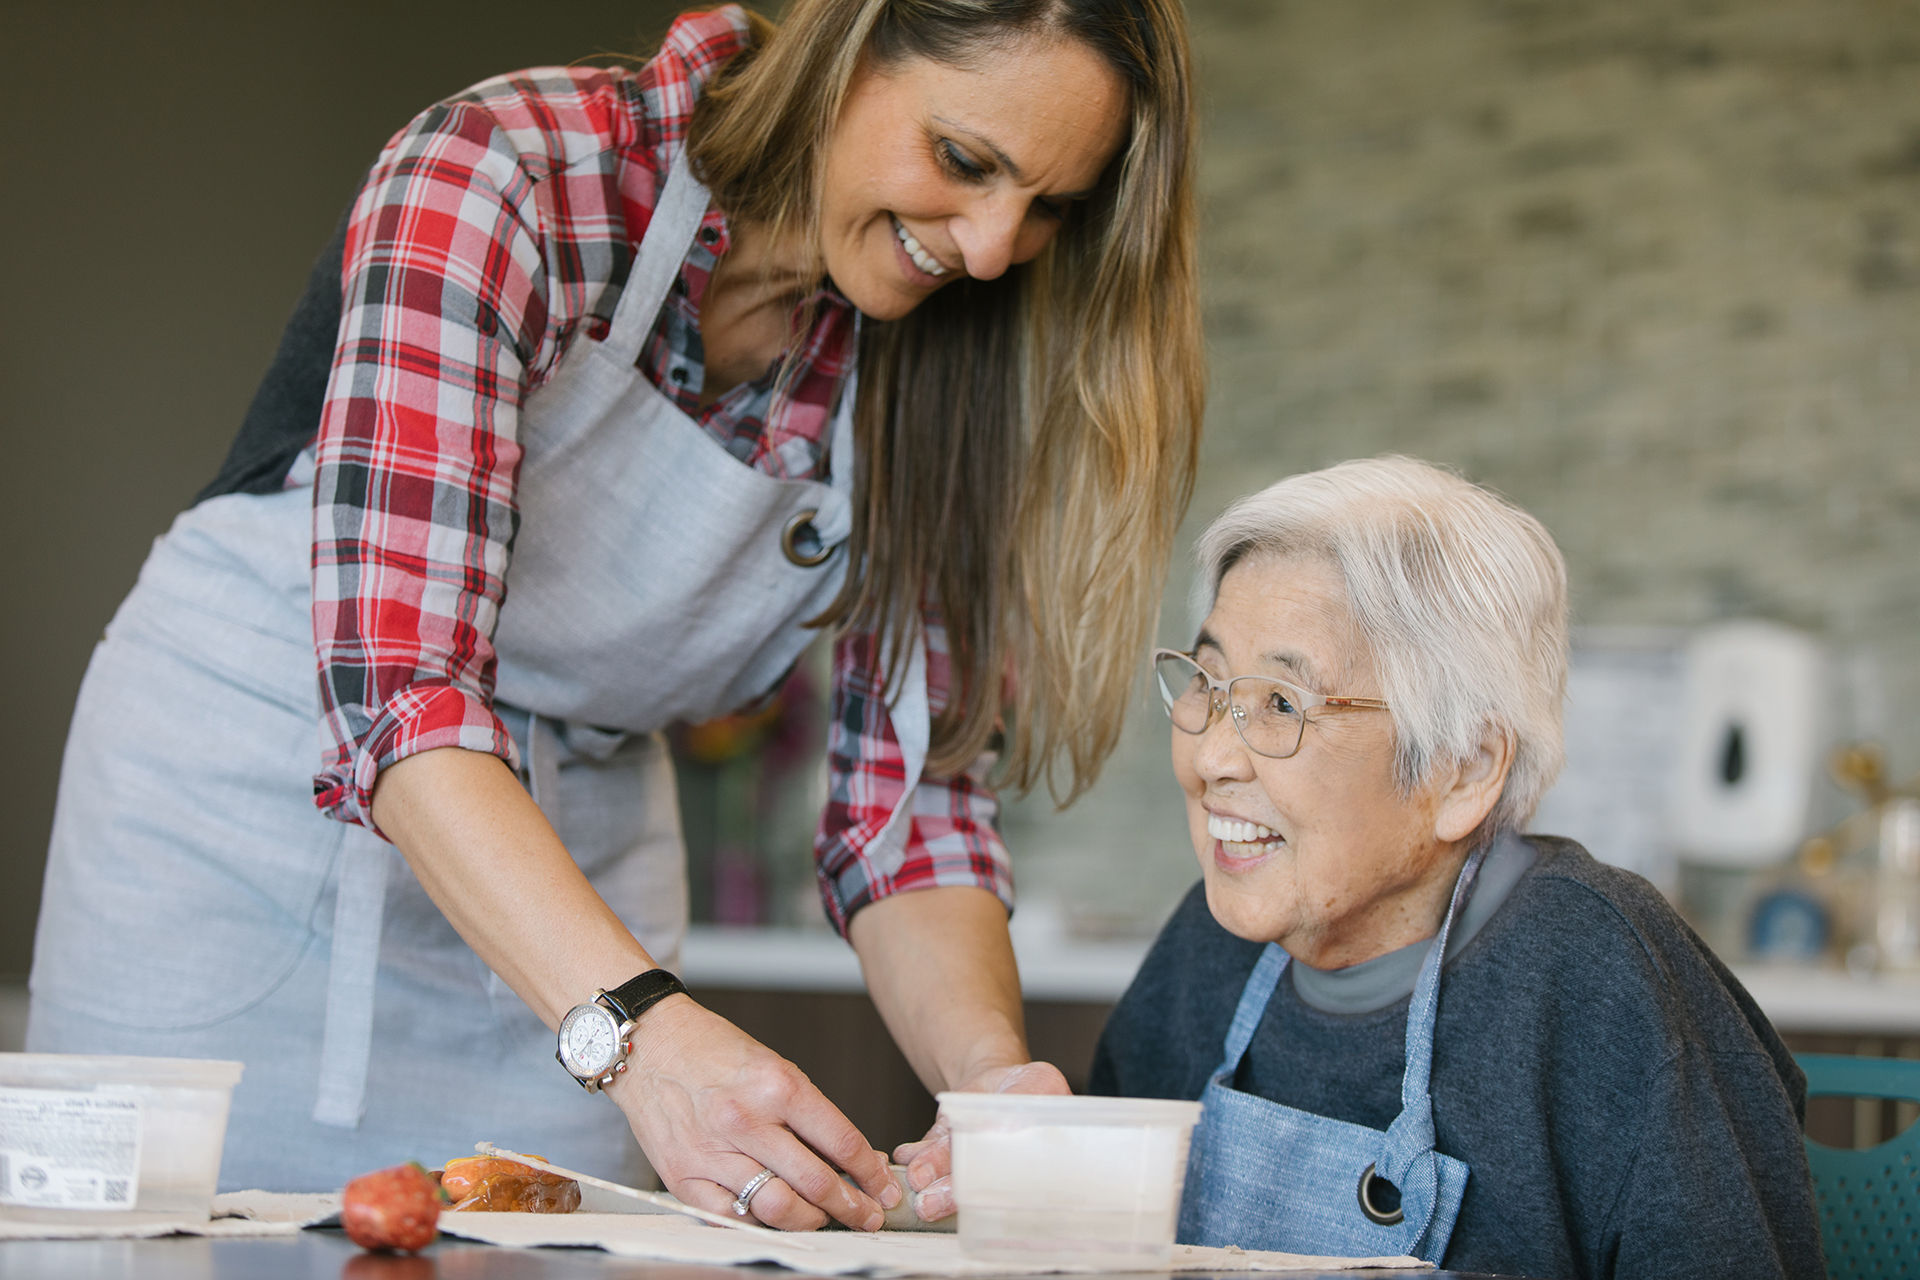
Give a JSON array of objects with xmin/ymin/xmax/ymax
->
[
  {"xmin": 0, "ymin": 1190, "xmax": 337, "ymax": 1241},
  {"xmin": 433, "ymin": 1210, "xmax": 1427, "ymax": 1276},
  {"xmin": 1, "ymin": 1190, "xmax": 1430, "ymax": 1274}
]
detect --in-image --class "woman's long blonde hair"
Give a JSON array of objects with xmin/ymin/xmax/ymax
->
[{"xmin": 689, "ymin": 0, "xmax": 1203, "ymax": 803}]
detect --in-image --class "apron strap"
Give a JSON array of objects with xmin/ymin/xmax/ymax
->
[
  {"xmin": 312, "ymin": 839, "xmax": 392, "ymax": 1128},
  {"xmin": 1213, "ymin": 942, "xmax": 1291, "ymax": 1081},
  {"xmin": 525, "ymin": 712, "xmax": 563, "ymax": 813},
  {"xmin": 808, "ymin": 350, "xmax": 859, "ymax": 549},
  {"xmin": 599, "ymin": 148, "xmax": 713, "ymax": 369},
  {"xmin": 1375, "ymin": 844, "xmax": 1487, "ymax": 1242}
]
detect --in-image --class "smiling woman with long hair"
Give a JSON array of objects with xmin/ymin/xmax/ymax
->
[
  {"xmin": 27, "ymin": 0, "xmax": 1201, "ymax": 1228},
  {"xmin": 691, "ymin": 0, "xmax": 1202, "ymax": 796}
]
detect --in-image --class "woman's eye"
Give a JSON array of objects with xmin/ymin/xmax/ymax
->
[
  {"xmin": 937, "ymin": 139, "xmax": 987, "ymax": 181},
  {"xmin": 1265, "ymin": 689, "xmax": 1298, "ymax": 717},
  {"xmin": 1033, "ymin": 196, "xmax": 1069, "ymax": 222}
]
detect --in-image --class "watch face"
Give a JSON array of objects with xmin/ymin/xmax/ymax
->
[{"xmin": 558, "ymin": 1004, "xmax": 619, "ymax": 1077}]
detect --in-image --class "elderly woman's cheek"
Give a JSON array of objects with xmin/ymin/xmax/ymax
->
[{"xmin": 1171, "ymin": 734, "xmax": 1209, "ymax": 861}]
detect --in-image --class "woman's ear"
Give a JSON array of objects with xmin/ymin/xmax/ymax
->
[{"xmin": 1432, "ymin": 726, "xmax": 1514, "ymax": 845}]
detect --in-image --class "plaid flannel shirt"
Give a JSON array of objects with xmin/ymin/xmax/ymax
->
[{"xmin": 307, "ymin": 6, "xmax": 1010, "ymax": 932}]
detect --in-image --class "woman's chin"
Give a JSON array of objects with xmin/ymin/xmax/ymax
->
[
  {"xmin": 825, "ymin": 246, "xmax": 943, "ymax": 320},
  {"xmin": 837, "ymin": 278, "xmax": 925, "ymax": 321},
  {"xmin": 1200, "ymin": 875, "xmax": 1292, "ymax": 945}
]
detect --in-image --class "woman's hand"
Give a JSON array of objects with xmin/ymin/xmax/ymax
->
[
  {"xmin": 609, "ymin": 994, "xmax": 901, "ymax": 1231},
  {"xmin": 891, "ymin": 1060, "xmax": 1072, "ymax": 1222},
  {"xmin": 370, "ymin": 749, "xmax": 897, "ymax": 1230}
]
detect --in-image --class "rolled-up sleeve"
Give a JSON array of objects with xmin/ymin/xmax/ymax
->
[
  {"xmin": 309, "ymin": 95, "xmax": 550, "ymax": 830},
  {"xmin": 813, "ymin": 611, "xmax": 1012, "ymax": 936}
]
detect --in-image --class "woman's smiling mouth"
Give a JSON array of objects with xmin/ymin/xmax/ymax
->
[
  {"xmin": 892, "ymin": 215, "xmax": 949, "ymax": 278},
  {"xmin": 1208, "ymin": 812, "xmax": 1284, "ymax": 862}
]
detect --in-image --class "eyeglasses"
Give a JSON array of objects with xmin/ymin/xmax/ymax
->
[{"xmin": 1150, "ymin": 648, "xmax": 1390, "ymax": 760}]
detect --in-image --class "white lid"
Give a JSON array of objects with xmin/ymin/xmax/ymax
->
[
  {"xmin": 936, "ymin": 1091, "xmax": 1202, "ymax": 1129},
  {"xmin": 0, "ymin": 1053, "xmax": 244, "ymax": 1090}
]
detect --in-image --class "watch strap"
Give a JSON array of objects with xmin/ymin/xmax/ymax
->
[{"xmin": 601, "ymin": 968, "xmax": 689, "ymax": 1024}]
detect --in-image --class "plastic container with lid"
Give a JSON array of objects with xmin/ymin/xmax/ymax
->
[
  {"xmin": 939, "ymin": 1091, "xmax": 1203, "ymax": 1266},
  {"xmin": 0, "ymin": 1053, "xmax": 243, "ymax": 1220}
]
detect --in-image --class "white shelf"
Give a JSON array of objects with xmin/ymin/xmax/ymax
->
[
  {"xmin": 684, "ymin": 925, "xmax": 1920, "ymax": 1036},
  {"xmin": 682, "ymin": 925, "xmax": 1148, "ymax": 1002},
  {"xmin": 1729, "ymin": 965, "xmax": 1920, "ymax": 1038}
]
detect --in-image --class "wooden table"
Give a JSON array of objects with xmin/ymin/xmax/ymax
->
[{"xmin": 0, "ymin": 1230, "xmax": 1522, "ymax": 1279}]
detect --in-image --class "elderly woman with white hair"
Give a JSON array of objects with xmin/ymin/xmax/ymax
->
[{"xmin": 1091, "ymin": 456, "xmax": 1822, "ymax": 1278}]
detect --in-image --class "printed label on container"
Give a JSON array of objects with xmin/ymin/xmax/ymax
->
[{"xmin": 0, "ymin": 1087, "xmax": 144, "ymax": 1210}]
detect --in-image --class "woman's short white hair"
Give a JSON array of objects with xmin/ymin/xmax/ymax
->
[{"xmin": 1193, "ymin": 455, "xmax": 1569, "ymax": 838}]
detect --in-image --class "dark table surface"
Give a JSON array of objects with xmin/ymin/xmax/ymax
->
[{"xmin": 0, "ymin": 1230, "xmax": 1524, "ymax": 1279}]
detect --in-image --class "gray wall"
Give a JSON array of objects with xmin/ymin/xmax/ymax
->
[{"xmin": 7, "ymin": 1, "xmax": 1919, "ymax": 973}]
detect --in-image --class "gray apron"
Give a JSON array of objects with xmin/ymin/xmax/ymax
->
[
  {"xmin": 1177, "ymin": 848, "xmax": 1484, "ymax": 1264},
  {"xmin": 28, "ymin": 150, "xmax": 929, "ymax": 1191}
]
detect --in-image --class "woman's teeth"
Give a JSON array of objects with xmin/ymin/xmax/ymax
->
[
  {"xmin": 1208, "ymin": 814, "xmax": 1284, "ymax": 854},
  {"xmin": 894, "ymin": 217, "xmax": 947, "ymax": 277}
]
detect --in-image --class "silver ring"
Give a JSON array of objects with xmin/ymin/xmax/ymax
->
[{"xmin": 731, "ymin": 1167, "xmax": 777, "ymax": 1217}]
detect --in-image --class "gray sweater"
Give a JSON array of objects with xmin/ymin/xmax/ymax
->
[{"xmin": 1089, "ymin": 836, "xmax": 1824, "ymax": 1279}]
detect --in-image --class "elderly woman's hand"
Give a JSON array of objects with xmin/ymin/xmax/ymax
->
[
  {"xmin": 611, "ymin": 995, "xmax": 901, "ymax": 1231},
  {"xmin": 890, "ymin": 1060, "xmax": 1072, "ymax": 1222}
]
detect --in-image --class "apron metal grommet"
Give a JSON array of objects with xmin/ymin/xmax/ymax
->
[
  {"xmin": 781, "ymin": 510, "xmax": 832, "ymax": 568},
  {"xmin": 1357, "ymin": 1163, "xmax": 1404, "ymax": 1226}
]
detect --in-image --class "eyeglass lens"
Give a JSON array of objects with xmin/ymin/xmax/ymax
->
[{"xmin": 1152, "ymin": 652, "xmax": 1307, "ymax": 758}]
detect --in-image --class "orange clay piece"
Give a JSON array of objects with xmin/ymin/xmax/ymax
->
[{"xmin": 440, "ymin": 1154, "xmax": 582, "ymax": 1214}]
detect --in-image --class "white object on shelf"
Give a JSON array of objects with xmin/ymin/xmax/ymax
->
[
  {"xmin": 1671, "ymin": 620, "xmax": 1827, "ymax": 867},
  {"xmin": 1874, "ymin": 798, "xmax": 1920, "ymax": 974}
]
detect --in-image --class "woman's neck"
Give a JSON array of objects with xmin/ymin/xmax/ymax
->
[{"xmin": 694, "ymin": 221, "xmax": 819, "ymax": 407}]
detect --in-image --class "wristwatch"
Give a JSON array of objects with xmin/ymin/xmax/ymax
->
[{"xmin": 555, "ymin": 968, "xmax": 689, "ymax": 1092}]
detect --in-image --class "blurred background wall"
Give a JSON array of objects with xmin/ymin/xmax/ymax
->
[
  {"xmin": 1004, "ymin": 0, "xmax": 1920, "ymax": 942},
  {"xmin": 5, "ymin": 1, "xmax": 1918, "ymax": 981}
]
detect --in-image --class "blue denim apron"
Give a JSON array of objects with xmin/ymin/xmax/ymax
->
[
  {"xmin": 28, "ymin": 149, "xmax": 930, "ymax": 1190},
  {"xmin": 1177, "ymin": 847, "xmax": 1485, "ymax": 1263}
]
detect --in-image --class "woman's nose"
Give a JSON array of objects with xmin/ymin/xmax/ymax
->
[
  {"xmin": 1191, "ymin": 700, "xmax": 1255, "ymax": 781},
  {"xmin": 950, "ymin": 195, "xmax": 1043, "ymax": 281}
]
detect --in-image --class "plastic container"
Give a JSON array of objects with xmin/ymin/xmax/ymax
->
[
  {"xmin": 939, "ymin": 1091, "xmax": 1203, "ymax": 1265},
  {"xmin": 0, "ymin": 1054, "xmax": 243, "ymax": 1219}
]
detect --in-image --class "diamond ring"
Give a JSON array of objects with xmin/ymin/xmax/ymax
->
[{"xmin": 731, "ymin": 1167, "xmax": 777, "ymax": 1217}]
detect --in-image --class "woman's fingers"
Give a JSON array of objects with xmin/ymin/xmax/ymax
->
[
  {"xmin": 777, "ymin": 1083, "xmax": 899, "ymax": 1210},
  {"xmin": 674, "ymin": 1166, "xmax": 829, "ymax": 1233},
  {"xmin": 614, "ymin": 996, "xmax": 896, "ymax": 1231},
  {"xmin": 894, "ymin": 1115, "xmax": 955, "ymax": 1217},
  {"xmin": 894, "ymin": 1059, "xmax": 1074, "ymax": 1222}
]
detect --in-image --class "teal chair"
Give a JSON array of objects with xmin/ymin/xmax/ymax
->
[{"xmin": 1799, "ymin": 1052, "xmax": 1920, "ymax": 1279}]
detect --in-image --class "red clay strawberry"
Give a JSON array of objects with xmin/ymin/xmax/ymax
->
[{"xmin": 341, "ymin": 1162, "xmax": 445, "ymax": 1253}]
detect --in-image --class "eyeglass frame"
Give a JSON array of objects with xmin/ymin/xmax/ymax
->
[{"xmin": 1150, "ymin": 647, "xmax": 1391, "ymax": 760}]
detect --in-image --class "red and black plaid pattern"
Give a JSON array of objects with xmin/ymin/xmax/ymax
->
[
  {"xmin": 307, "ymin": 7, "xmax": 1008, "ymax": 929},
  {"xmin": 816, "ymin": 617, "xmax": 1012, "ymax": 935}
]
